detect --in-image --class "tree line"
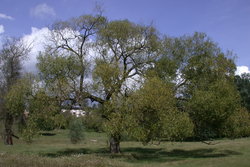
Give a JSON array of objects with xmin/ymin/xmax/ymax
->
[{"xmin": 1, "ymin": 13, "xmax": 250, "ymax": 153}]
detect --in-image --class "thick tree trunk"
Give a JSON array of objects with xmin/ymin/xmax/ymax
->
[
  {"xmin": 4, "ymin": 113, "xmax": 14, "ymax": 145},
  {"xmin": 109, "ymin": 135, "xmax": 121, "ymax": 153}
]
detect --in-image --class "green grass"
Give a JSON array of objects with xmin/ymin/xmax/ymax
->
[{"xmin": 1, "ymin": 129, "xmax": 250, "ymax": 167}]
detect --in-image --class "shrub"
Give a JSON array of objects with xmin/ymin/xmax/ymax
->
[
  {"xmin": 36, "ymin": 117, "xmax": 55, "ymax": 131},
  {"xmin": 69, "ymin": 118, "xmax": 84, "ymax": 144},
  {"xmin": 54, "ymin": 114, "xmax": 67, "ymax": 129},
  {"xmin": 20, "ymin": 116, "xmax": 39, "ymax": 143},
  {"xmin": 82, "ymin": 111, "xmax": 104, "ymax": 132},
  {"xmin": 222, "ymin": 108, "xmax": 250, "ymax": 138}
]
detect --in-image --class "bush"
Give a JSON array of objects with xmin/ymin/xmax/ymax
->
[
  {"xmin": 20, "ymin": 115, "xmax": 39, "ymax": 143},
  {"xmin": 54, "ymin": 114, "xmax": 67, "ymax": 129},
  {"xmin": 222, "ymin": 108, "xmax": 250, "ymax": 138},
  {"xmin": 36, "ymin": 117, "xmax": 55, "ymax": 131},
  {"xmin": 61, "ymin": 111, "xmax": 74, "ymax": 129},
  {"xmin": 82, "ymin": 111, "xmax": 104, "ymax": 132},
  {"xmin": 69, "ymin": 118, "xmax": 84, "ymax": 144}
]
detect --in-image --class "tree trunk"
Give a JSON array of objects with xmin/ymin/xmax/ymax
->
[
  {"xmin": 4, "ymin": 113, "xmax": 14, "ymax": 145},
  {"xmin": 109, "ymin": 135, "xmax": 121, "ymax": 153}
]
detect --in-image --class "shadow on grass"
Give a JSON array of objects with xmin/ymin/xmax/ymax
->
[
  {"xmin": 39, "ymin": 133, "xmax": 56, "ymax": 136},
  {"xmin": 40, "ymin": 148, "xmax": 108, "ymax": 157},
  {"xmin": 120, "ymin": 147, "xmax": 241, "ymax": 163},
  {"xmin": 40, "ymin": 147, "xmax": 241, "ymax": 163}
]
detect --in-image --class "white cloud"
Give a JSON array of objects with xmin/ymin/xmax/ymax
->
[
  {"xmin": 236, "ymin": 66, "xmax": 250, "ymax": 76},
  {"xmin": 30, "ymin": 3, "xmax": 56, "ymax": 19},
  {"xmin": 22, "ymin": 27, "xmax": 51, "ymax": 73},
  {"xmin": 21, "ymin": 26, "xmax": 91, "ymax": 73},
  {"xmin": 0, "ymin": 25, "xmax": 4, "ymax": 34},
  {"xmin": 0, "ymin": 13, "xmax": 14, "ymax": 20}
]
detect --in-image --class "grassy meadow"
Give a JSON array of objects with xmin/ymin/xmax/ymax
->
[{"xmin": 0, "ymin": 129, "xmax": 250, "ymax": 167}]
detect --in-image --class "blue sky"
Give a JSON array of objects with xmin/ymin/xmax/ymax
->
[{"xmin": 0, "ymin": 0, "xmax": 250, "ymax": 71}]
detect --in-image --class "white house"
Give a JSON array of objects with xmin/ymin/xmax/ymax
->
[{"xmin": 61, "ymin": 109, "xmax": 86, "ymax": 117}]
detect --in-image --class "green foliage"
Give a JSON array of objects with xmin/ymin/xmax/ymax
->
[
  {"xmin": 155, "ymin": 32, "xmax": 239, "ymax": 140},
  {"xmin": 20, "ymin": 115, "xmax": 38, "ymax": 143},
  {"xmin": 222, "ymin": 108, "xmax": 250, "ymax": 138},
  {"xmin": 93, "ymin": 19, "xmax": 160, "ymax": 98},
  {"xmin": 29, "ymin": 90, "xmax": 62, "ymax": 131},
  {"xmin": 53, "ymin": 114, "xmax": 68, "ymax": 129},
  {"xmin": 235, "ymin": 73, "xmax": 250, "ymax": 111},
  {"xmin": 61, "ymin": 111, "xmax": 75, "ymax": 129},
  {"xmin": 37, "ymin": 53, "xmax": 82, "ymax": 83},
  {"xmin": 187, "ymin": 79, "xmax": 241, "ymax": 139},
  {"xmin": 5, "ymin": 78, "xmax": 32, "ymax": 117},
  {"xmin": 69, "ymin": 118, "xmax": 85, "ymax": 144},
  {"xmin": 82, "ymin": 110, "xmax": 104, "ymax": 132},
  {"xmin": 93, "ymin": 60, "xmax": 121, "ymax": 94},
  {"xmin": 91, "ymin": 19, "xmax": 162, "ymax": 151},
  {"xmin": 125, "ymin": 77, "xmax": 193, "ymax": 143},
  {"xmin": 4, "ymin": 76, "xmax": 40, "ymax": 143},
  {"xmin": 158, "ymin": 32, "xmax": 236, "ymax": 88},
  {"xmin": 98, "ymin": 20, "xmax": 159, "ymax": 52},
  {"xmin": 37, "ymin": 53, "xmax": 80, "ymax": 101},
  {"xmin": 102, "ymin": 97, "xmax": 128, "ymax": 139}
]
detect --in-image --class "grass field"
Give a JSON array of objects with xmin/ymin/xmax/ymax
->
[{"xmin": 0, "ymin": 129, "xmax": 250, "ymax": 167}]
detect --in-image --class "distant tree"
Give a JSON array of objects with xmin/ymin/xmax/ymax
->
[
  {"xmin": 0, "ymin": 38, "xmax": 30, "ymax": 145},
  {"xmin": 235, "ymin": 73, "xmax": 250, "ymax": 111}
]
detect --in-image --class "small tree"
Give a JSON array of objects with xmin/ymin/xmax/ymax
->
[
  {"xmin": 0, "ymin": 38, "xmax": 30, "ymax": 145},
  {"xmin": 4, "ymin": 77, "xmax": 32, "ymax": 144},
  {"xmin": 69, "ymin": 118, "xmax": 84, "ymax": 144},
  {"xmin": 126, "ymin": 77, "xmax": 193, "ymax": 143}
]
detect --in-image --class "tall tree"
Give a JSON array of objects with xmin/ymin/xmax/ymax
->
[
  {"xmin": 0, "ymin": 37, "xmax": 30, "ymax": 145},
  {"xmin": 93, "ymin": 20, "xmax": 160, "ymax": 152},
  {"xmin": 38, "ymin": 17, "xmax": 160, "ymax": 153},
  {"xmin": 4, "ymin": 77, "xmax": 33, "ymax": 143},
  {"xmin": 154, "ymin": 32, "xmax": 240, "ymax": 139}
]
